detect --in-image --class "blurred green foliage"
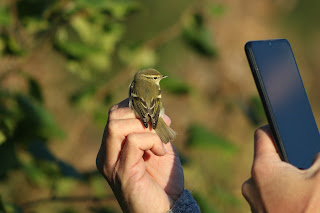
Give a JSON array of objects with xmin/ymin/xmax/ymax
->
[
  {"xmin": 0, "ymin": 0, "xmax": 231, "ymax": 212},
  {"xmin": 161, "ymin": 76, "xmax": 192, "ymax": 95},
  {"xmin": 0, "ymin": 0, "xmax": 139, "ymax": 211},
  {"xmin": 193, "ymin": 192, "xmax": 220, "ymax": 213},
  {"xmin": 187, "ymin": 124, "xmax": 237, "ymax": 153},
  {"xmin": 0, "ymin": 196, "xmax": 5, "ymax": 213},
  {"xmin": 210, "ymin": 186, "xmax": 240, "ymax": 208},
  {"xmin": 183, "ymin": 13, "xmax": 217, "ymax": 57},
  {"xmin": 208, "ymin": 3, "xmax": 227, "ymax": 17},
  {"xmin": 238, "ymin": 96, "xmax": 266, "ymax": 126},
  {"xmin": 284, "ymin": 0, "xmax": 320, "ymax": 38}
]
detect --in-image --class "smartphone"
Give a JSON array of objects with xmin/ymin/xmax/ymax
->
[{"xmin": 245, "ymin": 39, "xmax": 320, "ymax": 169}]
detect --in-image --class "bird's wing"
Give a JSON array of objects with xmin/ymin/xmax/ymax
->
[
  {"xmin": 130, "ymin": 82, "xmax": 149, "ymax": 128},
  {"xmin": 149, "ymin": 90, "xmax": 162, "ymax": 129}
]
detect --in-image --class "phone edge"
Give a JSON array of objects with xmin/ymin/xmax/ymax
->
[{"xmin": 244, "ymin": 41, "xmax": 289, "ymax": 162}]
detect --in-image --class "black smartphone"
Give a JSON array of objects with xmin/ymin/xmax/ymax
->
[{"xmin": 245, "ymin": 39, "xmax": 320, "ymax": 169}]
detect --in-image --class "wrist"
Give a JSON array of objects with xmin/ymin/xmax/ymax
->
[{"xmin": 167, "ymin": 190, "xmax": 200, "ymax": 213}]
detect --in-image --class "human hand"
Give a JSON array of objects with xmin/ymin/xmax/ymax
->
[
  {"xmin": 242, "ymin": 125, "xmax": 320, "ymax": 213},
  {"xmin": 96, "ymin": 99, "xmax": 184, "ymax": 213}
]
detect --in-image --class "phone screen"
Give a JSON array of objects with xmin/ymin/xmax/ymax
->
[{"xmin": 245, "ymin": 39, "xmax": 320, "ymax": 169}]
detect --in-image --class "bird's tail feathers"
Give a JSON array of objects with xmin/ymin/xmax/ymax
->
[{"xmin": 156, "ymin": 117, "xmax": 177, "ymax": 144}]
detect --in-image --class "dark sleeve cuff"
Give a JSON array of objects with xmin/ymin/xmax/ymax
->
[{"xmin": 167, "ymin": 189, "xmax": 200, "ymax": 213}]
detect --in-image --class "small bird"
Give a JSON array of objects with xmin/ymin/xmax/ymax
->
[{"xmin": 129, "ymin": 68, "xmax": 177, "ymax": 143}]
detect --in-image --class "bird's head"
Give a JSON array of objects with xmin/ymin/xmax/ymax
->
[{"xmin": 134, "ymin": 68, "xmax": 168, "ymax": 85}]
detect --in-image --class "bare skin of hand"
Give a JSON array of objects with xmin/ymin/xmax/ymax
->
[
  {"xmin": 242, "ymin": 125, "xmax": 320, "ymax": 213},
  {"xmin": 96, "ymin": 98, "xmax": 184, "ymax": 213}
]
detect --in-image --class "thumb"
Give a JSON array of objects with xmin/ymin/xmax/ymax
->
[{"xmin": 254, "ymin": 125, "xmax": 281, "ymax": 161}]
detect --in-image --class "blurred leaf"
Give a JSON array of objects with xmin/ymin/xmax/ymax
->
[
  {"xmin": 54, "ymin": 177, "xmax": 76, "ymax": 196},
  {"xmin": 103, "ymin": 94, "xmax": 113, "ymax": 105},
  {"xmin": 27, "ymin": 141, "xmax": 82, "ymax": 179},
  {"xmin": 161, "ymin": 76, "xmax": 192, "ymax": 95},
  {"xmin": 15, "ymin": 95, "xmax": 65, "ymax": 140},
  {"xmin": 93, "ymin": 107, "xmax": 109, "ymax": 126},
  {"xmin": 56, "ymin": 160, "xmax": 82, "ymax": 179},
  {"xmin": 0, "ymin": 140, "xmax": 19, "ymax": 177},
  {"xmin": 193, "ymin": 192, "xmax": 221, "ymax": 213},
  {"xmin": 99, "ymin": 24, "xmax": 124, "ymax": 53},
  {"xmin": 187, "ymin": 124, "xmax": 237, "ymax": 153},
  {"xmin": 0, "ymin": 95, "xmax": 19, "ymax": 139},
  {"xmin": 239, "ymin": 96, "xmax": 266, "ymax": 125},
  {"xmin": 55, "ymin": 17, "xmax": 123, "ymax": 76},
  {"xmin": 0, "ymin": 196, "xmax": 5, "ymax": 213},
  {"xmin": 86, "ymin": 52, "xmax": 111, "ymax": 71},
  {"xmin": 56, "ymin": 40, "xmax": 100, "ymax": 60},
  {"xmin": 248, "ymin": 96, "xmax": 265, "ymax": 125},
  {"xmin": 208, "ymin": 3, "xmax": 227, "ymax": 17},
  {"xmin": 66, "ymin": 60, "xmax": 91, "ymax": 79},
  {"xmin": 183, "ymin": 13, "xmax": 217, "ymax": 57},
  {"xmin": 104, "ymin": 0, "xmax": 140, "ymax": 19},
  {"xmin": 70, "ymin": 16, "xmax": 97, "ymax": 44},
  {"xmin": 76, "ymin": 0, "xmax": 110, "ymax": 9},
  {"xmin": 17, "ymin": 0, "xmax": 57, "ymax": 19},
  {"xmin": 119, "ymin": 45, "xmax": 157, "ymax": 68},
  {"xmin": 27, "ymin": 140, "xmax": 56, "ymax": 161},
  {"xmin": 28, "ymin": 77, "xmax": 43, "ymax": 103},
  {"xmin": 0, "ymin": 131, "xmax": 6, "ymax": 146},
  {"xmin": 23, "ymin": 17, "xmax": 49, "ymax": 35},
  {"xmin": 70, "ymin": 85, "xmax": 98, "ymax": 110},
  {"xmin": 0, "ymin": 7, "xmax": 11, "ymax": 27},
  {"xmin": 0, "ymin": 38, "xmax": 5, "ymax": 55},
  {"xmin": 2, "ymin": 203, "xmax": 22, "ymax": 213},
  {"xmin": 0, "ymin": 119, "xmax": 11, "ymax": 146},
  {"xmin": 0, "ymin": 118, "xmax": 16, "ymax": 138},
  {"xmin": 22, "ymin": 161, "xmax": 49, "ymax": 186},
  {"xmin": 69, "ymin": 17, "xmax": 123, "ymax": 50},
  {"xmin": 7, "ymin": 36, "xmax": 25, "ymax": 56},
  {"xmin": 76, "ymin": 0, "xmax": 140, "ymax": 19}
]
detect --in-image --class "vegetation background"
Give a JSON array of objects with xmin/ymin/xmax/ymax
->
[{"xmin": 1, "ymin": 0, "xmax": 320, "ymax": 212}]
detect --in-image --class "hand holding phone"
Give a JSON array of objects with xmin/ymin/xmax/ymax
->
[
  {"xmin": 242, "ymin": 126, "xmax": 320, "ymax": 212},
  {"xmin": 245, "ymin": 39, "xmax": 320, "ymax": 169}
]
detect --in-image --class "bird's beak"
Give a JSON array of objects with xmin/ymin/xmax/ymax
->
[{"xmin": 162, "ymin": 75, "xmax": 168, "ymax": 79}]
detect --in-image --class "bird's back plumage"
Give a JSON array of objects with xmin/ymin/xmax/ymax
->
[{"xmin": 129, "ymin": 68, "xmax": 177, "ymax": 143}]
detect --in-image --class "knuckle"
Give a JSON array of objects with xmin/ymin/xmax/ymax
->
[
  {"xmin": 126, "ymin": 133, "xmax": 138, "ymax": 144},
  {"xmin": 125, "ymin": 133, "xmax": 142, "ymax": 150},
  {"xmin": 251, "ymin": 159, "xmax": 273, "ymax": 185},
  {"xmin": 107, "ymin": 120, "xmax": 120, "ymax": 135}
]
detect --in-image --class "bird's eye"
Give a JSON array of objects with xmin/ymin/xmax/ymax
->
[{"xmin": 154, "ymin": 77, "xmax": 157, "ymax": 80}]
